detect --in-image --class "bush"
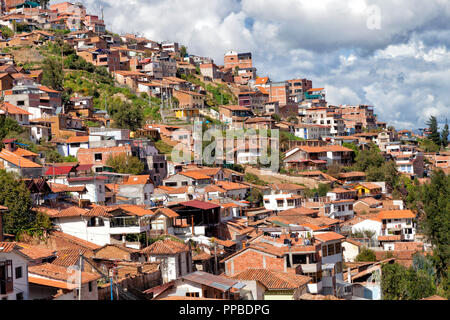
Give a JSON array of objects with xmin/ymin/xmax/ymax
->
[{"xmin": 355, "ymin": 248, "xmax": 377, "ymax": 262}]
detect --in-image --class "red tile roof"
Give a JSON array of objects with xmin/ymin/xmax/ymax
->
[
  {"xmin": 0, "ymin": 149, "xmax": 42, "ymax": 168},
  {"xmin": 121, "ymin": 175, "xmax": 153, "ymax": 185},
  {"xmin": 15, "ymin": 243, "xmax": 55, "ymax": 260},
  {"xmin": 179, "ymin": 171, "xmax": 211, "ymax": 180},
  {"xmin": 230, "ymin": 269, "xmax": 311, "ymax": 290},
  {"xmin": 0, "ymin": 102, "xmax": 32, "ymax": 115},
  {"xmin": 45, "ymin": 166, "xmax": 75, "ymax": 176},
  {"xmin": 29, "ymin": 263, "xmax": 100, "ymax": 284},
  {"xmin": 0, "ymin": 242, "xmax": 19, "ymax": 253},
  {"xmin": 65, "ymin": 136, "xmax": 89, "ymax": 144},
  {"xmin": 314, "ymin": 232, "xmax": 345, "ymax": 242},
  {"xmin": 50, "ymin": 231, "xmax": 101, "ymax": 251},
  {"xmin": 377, "ymin": 210, "xmax": 416, "ymax": 220},
  {"xmin": 141, "ymin": 238, "xmax": 189, "ymax": 255},
  {"xmin": 179, "ymin": 200, "xmax": 220, "ymax": 210}
]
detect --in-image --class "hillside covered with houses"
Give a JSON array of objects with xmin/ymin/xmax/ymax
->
[{"xmin": 0, "ymin": 1, "xmax": 449, "ymax": 302}]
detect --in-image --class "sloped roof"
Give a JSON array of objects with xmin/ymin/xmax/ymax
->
[
  {"xmin": 179, "ymin": 200, "xmax": 220, "ymax": 210},
  {"xmin": 141, "ymin": 238, "xmax": 189, "ymax": 255},
  {"xmin": 0, "ymin": 149, "xmax": 42, "ymax": 168},
  {"xmin": 15, "ymin": 243, "xmax": 55, "ymax": 260},
  {"xmin": 231, "ymin": 269, "xmax": 311, "ymax": 290},
  {"xmin": 28, "ymin": 263, "xmax": 100, "ymax": 284},
  {"xmin": 0, "ymin": 102, "xmax": 32, "ymax": 115},
  {"xmin": 377, "ymin": 210, "xmax": 416, "ymax": 220},
  {"xmin": 121, "ymin": 175, "xmax": 153, "ymax": 185},
  {"xmin": 314, "ymin": 232, "xmax": 345, "ymax": 242}
]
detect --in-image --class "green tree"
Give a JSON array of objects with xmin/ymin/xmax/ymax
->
[
  {"xmin": 441, "ymin": 119, "xmax": 449, "ymax": 148},
  {"xmin": 426, "ymin": 115, "xmax": 441, "ymax": 146},
  {"xmin": 0, "ymin": 170, "xmax": 34, "ymax": 236},
  {"xmin": 42, "ymin": 57, "xmax": 64, "ymax": 91},
  {"xmin": 180, "ymin": 45, "xmax": 188, "ymax": 58},
  {"xmin": 343, "ymin": 142, "xmax": 359, "ymax": 158},
  {"xmin": 420, "ymin": 138, "xmax": 440, "ymax": 152},
  {"xmin": 421, "ymin": 169, "xmax": 450, "ymax": 286},
  {"xmin": 406, "ymin": 268, "xmax": 436, "ymax": 300},
  {"xmin": 0, "ymin": 26, "xmax": 14, "ymax": 38},
  {"xmin": 109, "ymin": 99, "xmax": 144, "ymax": 131},
  {"xmin": 353, "ymin": 143, "xmax": 384, "ymax": 172},
  {"xmin": 355, "ymin": 247, "xmax": 377, "ymax": 262},
  {"xmin": 0, "ymin": 116, "xmax": 23, "ymax": 142},
  {"xmin": 381, "ymin": 263, "xmax": 408, "ymax": 300},
  {"xmin": 106, "ymin": 154, "xmax": 144, "ymax": 175},
  {"xmin": 247, "ymin": 188, "xmax": 263, "ymax": 206}
]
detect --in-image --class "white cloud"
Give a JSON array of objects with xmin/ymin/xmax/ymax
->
[{"xmin": 50, "ymin": 0, "xmax": 450, "ymax": 128}]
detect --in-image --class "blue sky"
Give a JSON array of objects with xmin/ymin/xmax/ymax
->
[{"xmin": 52, "ymin": 0, "xmax": 450, "ymax": 129}]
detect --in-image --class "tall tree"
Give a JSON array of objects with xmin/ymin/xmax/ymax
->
[
  {"xmin": 441, "ymin": 119, "xmax": 449, "ymax": 148},
  {"xmin": 0, "ymin": 170, "xmax": 34, "ymax": 236},
  {"xmin": 42, "ymin": 57, "xmax": 64, "ymax": 91},
  {"xmin": 381, "ymin": 263, "xmax": 408, "ymax": 300},
  {"xmin": 109, "ymin": 99, "xmax": 143, "ymax": 131},
  {"xmin": 421, "ymin": 169, "xmax": 450, "ymax": 285},
  {"xmin": 405, "ymin": 268, "xmax": 436, "ymax": 300},
  {"xmin": 426, "ymin": 115, "xmax": 441, "ymax": 146},
  {"xmin": 179, "ymin": 45, "xmax": 188, "ymax": 58}
]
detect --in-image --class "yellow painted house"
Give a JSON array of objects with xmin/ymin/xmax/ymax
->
[
  {"xmin": 354, "ymin": 183, "xmax": 382, "ymax": 197},
  {"xmin": 174, "ymin": 108, "xmax": 200, "ymax": 119}
]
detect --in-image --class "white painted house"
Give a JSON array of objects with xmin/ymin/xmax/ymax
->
[
  {"xmin": 263, "ymin": 193, "xmax": 302, "ymax": 212},
  {"xmin": 141, "ymin": 238, "xmax": 192, "ymax": 283},
  {"xmin": 48, "ymin": 205, "xmax": 153, "ymax": 250},
  {"xmin": 0, "ymin": 243, "xmax": 29, "ymax": 301}
]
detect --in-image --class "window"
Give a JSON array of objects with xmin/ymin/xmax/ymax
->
[
  {"xmin": 95, "ymin": 153, "xmax": 102, "ymax": 161},
  {"xmin": 144, "ymin": 193, "xmax": 148, "ymax": 200},
  {"xmin": 322, "ymin": 245, "xmax": 328, "ymax": 257},
  {"xmin": 328, "ymin": 244, "xmax": 335, "ymax": 255},
  {"xmin": 178, "ymin": 255, "xmax": 182, "ymax": 276},
  {"xmin": 335, "ymin": 242, "xmax": 342, "ymax": 254},
  {"xmin": 348, "ymin": 204, "xmax": 353, "ymax": 211},
  {"xmin": 15, "ymin": 266, "xmax": 22, "ymax": 279},
  {"xmin": 88, "ymin": 281, "xmax": 93, "ymax": 292},
  {"xmin": 181, "ymin": 181, "xmax": 188, "ymax": 186},
  {"xmin": 186, "ymin": 292, "xmax": 199, "ymax": 297},
  {"xmin": 17, "ymin": 101, "xmax": 25, "ymax": 106},
  {"xmin": 276, "ymin": 200, "xmax": 284, "ymax": 207},
  {"xmin": 287, "ymin": 200, "xmax": 294, "ymax": 206}
]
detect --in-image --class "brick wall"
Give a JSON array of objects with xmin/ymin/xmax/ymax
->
[{"xmin": 225, "ymin": 249, "xmax": 285, "ymax": 276}]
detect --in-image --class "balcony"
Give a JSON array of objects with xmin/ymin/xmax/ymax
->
[
  {"xmin": 300, "ymin": 262, "xmax": 321, "ymax": 273},
  {"xmin": 109, "ymin": 216, "xmax": 150, "ymax": 234}
]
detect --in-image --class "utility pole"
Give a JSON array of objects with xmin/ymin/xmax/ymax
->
[
  {"xmin": 78, "ymin": 252, "xmax": 82, "ymax": 300},
  {"xmin": 214, "ymin": 243, "xmax": 218, "ymax": 275}
]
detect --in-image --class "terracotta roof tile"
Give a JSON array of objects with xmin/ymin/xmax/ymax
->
[
  {"xmin": 65, "ymin": 136, "xmax": 89, "ymax": 144},
  {"xmin": 231, "ymin": 269, "xmax": 311, "ymax": 289},
  {"xmin": 377, "ymin": 210, "xmax": 416, "ymax": 220},
  {"xmin": 29, "ymin": 263, "xmax": 100, "ymax": 284},
  {"xmin": 51, "ymin": 231, "xmax": 101, "ymax": 251},
  {"xmin": 15, "ymin": 243, "xmax": 55, "ymax": 260},
  {"xmin": 0, "ymin": 149, "xmax": 42, "ymax": 168},
  {"xmin": 141, "ymin": 238, "xmax": 189, "ymax": 255},
  {"xmin": 122, "ymin": 175, "xmax": 153, "ymax": 185},
  {"xmin": 52, "ymin": 248, "xmax": 88, "ymax": 267},
  {"xmin": 0, "ymin": 102, "xmax": 32, "ymax": 115},
  {"xmin": 314, "ymin": 232, "xmax": 345, "ymax": 242}
]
